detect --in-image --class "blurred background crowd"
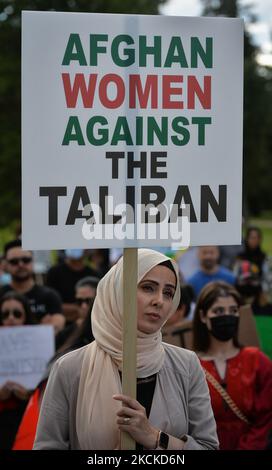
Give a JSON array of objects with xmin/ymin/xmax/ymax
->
[{"xmin": 0, "ymin": 227, "xmax": 271, "ymax": 450}]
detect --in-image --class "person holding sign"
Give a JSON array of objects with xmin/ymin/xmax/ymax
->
[
  {"xmin": 34, "ymin": 249, "xmax": 218, "ymax": 450},
  {"xmin": 192, "ymin": 281, "xmax": 272, "ymax": 450},
  {"xmin": 0, "ymin": 291, "xmax": 35, "ymax": 449}
]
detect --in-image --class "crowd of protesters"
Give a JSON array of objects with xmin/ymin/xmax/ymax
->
[{"xmin": 0, "ymin": 226, "xmax": 271, "ymax": 450}]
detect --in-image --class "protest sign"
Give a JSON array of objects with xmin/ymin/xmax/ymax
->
[
  {"xmin": 0, "ymin": 325, "xmax": 55, "ymax": 389},
  {"xmin": 22, "ymin": 12, "xmax": 243, "ymax": 449},
  {"xmin": 22, "ymin": 12, "xmax": 243, "ymax": 249}
]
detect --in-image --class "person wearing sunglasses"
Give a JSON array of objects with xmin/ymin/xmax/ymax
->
[
  {"xmin": 46, "ymin": 249, "xmax": 101, "ymax": 324},
  {"xmin": 0, "ymin": 240, "xmax": 65, "ymax": 334},
  {"xmin": 75, "ymin": 276, "xmax": 99, "ymax": 320},
  {"xmin": 0, "ymin": 291, "xmax": 36, "ymax": 449},
  {"xmin": 55, "ymin": 276, "xmax": 99, "ymax": 350},
  {"xmin": 0, "ymin": 291, "xmax": 35, "ymax": 327}
]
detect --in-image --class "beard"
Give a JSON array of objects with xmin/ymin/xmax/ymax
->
[
  {"xmin": 202, "ymin": 259, "xmax": 216, "ymax": 270},
  {"xmin": 12, "ymin": 271, "xmax": 32, "ymax": 283}
]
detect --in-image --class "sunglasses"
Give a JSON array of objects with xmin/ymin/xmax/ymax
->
[
  {"xmin": 7, "ymin": 257, "xmax": 32, "ymax": 266},
  {"xmin": 1, "ymin": 309, "xmax": 24, "ymax": 320},
  {"xmin": 75, "ymin": 298, "xmax": 93, "ymax": 306}
]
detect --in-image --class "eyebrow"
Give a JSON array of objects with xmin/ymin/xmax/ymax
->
[
  {"xmin": 212, "ymin": 304, "xmax": 238, "ymax": 308},
  {"xmin": 139, "ymin": 279, "xmax": 176, "ymax": 289}
]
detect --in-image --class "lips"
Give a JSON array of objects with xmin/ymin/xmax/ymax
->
[{"xmin": 146, "ymin": 313, "xmax": 161, "ymax": 320}]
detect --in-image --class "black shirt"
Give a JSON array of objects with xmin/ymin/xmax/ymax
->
[
  {"xmin": 119, "ymin": 373, "xmax": 157, "ymax": 450},
  {"xmin": 0, "ymin": 398, "xmax": 28, "ymax": 449},
  {"xmin": 136, "ymin": 374, "xmax": 157, "ymax": 419},
  {"xmin": 46, "ymin": 263, "xmax": 100, "ymax": 303}
]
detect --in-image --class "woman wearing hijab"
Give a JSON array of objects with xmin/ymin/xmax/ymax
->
[{"xmin": 33, "ymin": 249, "xmax": 218, "ymax": 450}]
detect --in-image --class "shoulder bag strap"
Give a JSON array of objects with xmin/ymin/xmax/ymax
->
[{"xmin": 204, "ymin": 368, "xmax": 250, "ymax": 425}]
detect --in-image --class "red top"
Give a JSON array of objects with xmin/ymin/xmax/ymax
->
[
  {"xmin": 12, "ymin": 388, "xmax": 40, "ymax": 450},
  {"xmin": 200, "ymin": 347, "xmax": 272, "ymax": 450}
]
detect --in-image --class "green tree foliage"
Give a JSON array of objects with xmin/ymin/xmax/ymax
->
[
  {"xmin": 0, "ymin": 0, "xmax": 167, "ymax": 228},
  {"xmin": 201, "ymin": 0, "xmax": 272, "ymax": 216}
]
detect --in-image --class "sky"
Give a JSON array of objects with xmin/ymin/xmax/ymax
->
[
  {"xmin": 160, "ymin": 0, "xmax": 272, "ymax": 66},
  {"xmin": 0, "ymin": 1, "xmax": 271, "ymax": 65}
]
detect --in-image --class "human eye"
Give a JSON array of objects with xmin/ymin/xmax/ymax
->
[
  {"xmin": 142, "ymin": 284, "xmax": 154, "ymax": 292},
  {"xmin": 212, "ymin": 307, "xmax": 224, "ymax": 316},
  {"xmin": 230, "ymin": 306, "xmax": 239, "ymax": 315},
  {"xmin": 164, "ymin": 289, "xmax": 174, "ymax": 299}
]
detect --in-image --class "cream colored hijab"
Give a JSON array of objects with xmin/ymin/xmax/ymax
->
[{"xmin": 76, "ymin": 249, "xmax": 180, "ymax": 449}]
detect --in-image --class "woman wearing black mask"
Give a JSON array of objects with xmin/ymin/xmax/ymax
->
[{"xmin": 193, "ymin": 281, "xmax": 272, "ymax": 450}]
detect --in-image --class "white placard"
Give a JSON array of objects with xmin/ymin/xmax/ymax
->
[
  {"xmin": 0, "ymin": 325, "xmax": 55, "ymax": 389},
  {"xmin": 22, "ymin": 12, "xmax": 243, "ymax": 249}
]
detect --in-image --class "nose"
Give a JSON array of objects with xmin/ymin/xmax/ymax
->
[
  {"xmin": 81, "ymin": 303, "xmax": 89, "ymax": 312},
  {"xmin": 151, "ymin": 289, "xmax": 164, "ymax": 307},
  {"xmin": 17, "ymin": 260, "xmax": 26, "ymax": 267}
]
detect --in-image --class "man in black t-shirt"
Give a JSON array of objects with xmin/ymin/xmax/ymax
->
[
  {"xmin": 0, "ymin": 240, "xmax": 64, "ymax": 333},
  {"xmin": 46, "ymin": 249, "xmax": 101, "ymax": 322}
]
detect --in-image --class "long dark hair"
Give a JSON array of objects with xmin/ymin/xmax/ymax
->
[
  {"xmin": 54, "ymin": 299, "xmax": 95, "ymax": 356},
  {"xmin": 0, "ymin": 291, "xmax": 36, "ymax": 325},
  {"xmin": 240, "ymin": 226, "xmax": 266, "ymax": 270},
  {"xmin": 245, "ymin": 226, "xmax": 262, "ymax": 247},
  {"xmin": 193, "ymin": 281, "xmax": 242, "ymax": 352}
]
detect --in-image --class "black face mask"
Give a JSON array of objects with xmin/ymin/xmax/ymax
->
[{"xmin": 209, "ymin": 315, "xmax": 239, "ymax": 342}]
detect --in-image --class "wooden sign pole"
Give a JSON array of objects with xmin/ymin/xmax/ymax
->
[{"xmin": 120, "ymin": 247, "xmax": 138, "ymax": 450}]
